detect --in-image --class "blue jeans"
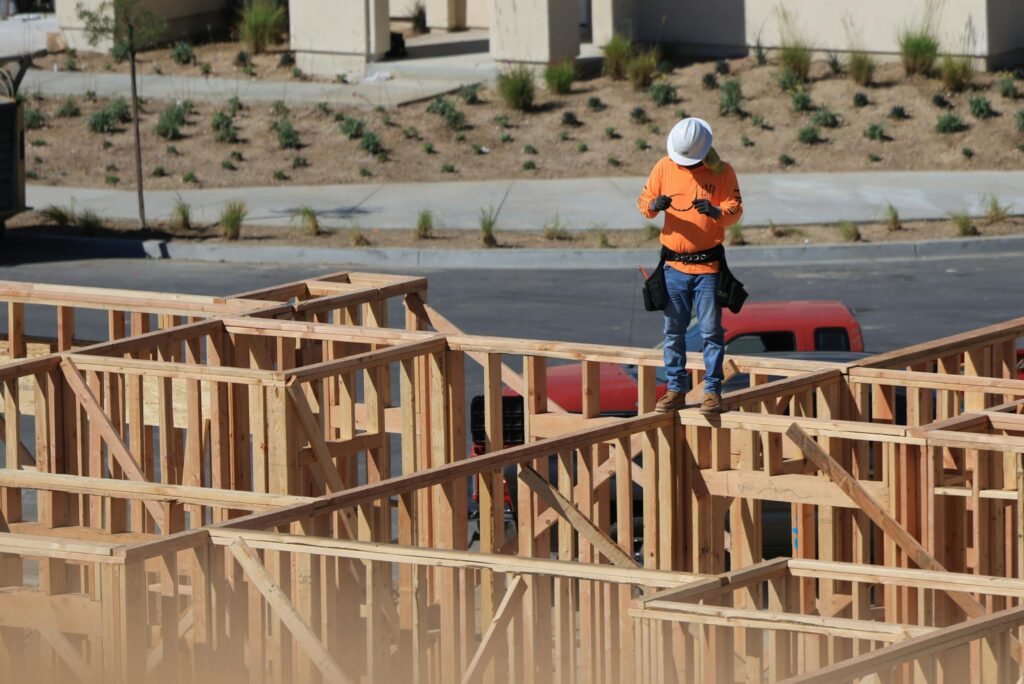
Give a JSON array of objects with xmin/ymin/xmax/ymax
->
[{"xmin": 663, "ymin": 266, "xmax": 725, "ymax": 394}]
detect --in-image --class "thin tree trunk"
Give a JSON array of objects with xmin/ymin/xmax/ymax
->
[{"xmin": 128, "ymin": 36, "xmax": 146, "ymax": 228}]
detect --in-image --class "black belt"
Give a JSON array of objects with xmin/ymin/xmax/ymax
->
[{"xmin": 660, "ymin": 244, "xmax": 724, "ymax": 264}]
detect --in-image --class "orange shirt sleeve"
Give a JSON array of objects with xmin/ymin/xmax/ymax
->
[
  {"xmin": 637, "ymin": 159, "xmax": 663, "ymax": 219},
  {"xmin": 715, "ymin": 163, "xmax": 743, "ymax": 229}
]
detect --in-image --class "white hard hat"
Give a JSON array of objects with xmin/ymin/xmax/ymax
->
[{"xmin": 666, "ymin": 117, "xmax": 713, "ymax": 166}]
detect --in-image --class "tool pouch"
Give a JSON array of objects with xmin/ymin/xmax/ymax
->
[
  {"xmin": 642, "ymin": 257, "xmax": 669, "ymax": 312},
  {"xmin": 716, "ymin": 254, "xmax": 748, "ymax": 314}
]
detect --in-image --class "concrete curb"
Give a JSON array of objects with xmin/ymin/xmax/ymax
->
[{"xmin": 8, "ymin": 233, "xmax": 1024, "ymax": 269}]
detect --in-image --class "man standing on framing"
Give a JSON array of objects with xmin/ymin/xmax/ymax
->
[{"xmin": 638, "ymin": 117, "xmax": 743, "ymax": 414}]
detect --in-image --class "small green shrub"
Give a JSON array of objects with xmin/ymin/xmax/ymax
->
[
  {"xmin": 848, "ymin": 51, "xmax": 875, "ymax": 86},
  {"xmin": 402, "ymin": 126, "xmax": 420, "ymax": 140},
  {"xmin": 167, "ymin": 145, "xmax": 181, "ymax": 156},
  {"xmin": 776, "ymin": 68, "xmax": 798, "ymax": 93},
  {"xmin": 587, "ymin": 96, "xmax": 606, "ymax": 111},
  {"xmin": 200, "ymin": 62, "xmax": 212, "ymax": 76},
  {"xmin": 183, "ymin": 171, "xmax": 199, "ymax": 184},
  {"xmin": 227, "ymin": 96, "xmax": 243, "ymax": 116},
  {"xmin": 239, "ymin": 0, "xmax": 287, "ymax": 54},
  {"xmin": 41, "ymin": 204, "xmax": 76, "ymax": 227},
  {"xmin": 649, "ymin": 80, "xmax": 677, "ymax": 106},
  {"xmin": 981, "ymin": 193, "xmax": 1011, "ymax": 223},
  {"xmin": 497, "ymin": 67, "xmax": 535, "ymax": 111},
  {"xmin": 936, "ymin": 112, "xmax": 969, "ymax": 133},
  {"xmin": 836, "ymin": 221, "xmax": 862, "ymax": 242},
  {"xmin": 101, "ymin": 139, "xmax": 112, "ymax": 150},
  {"xmin": 791, "ymin": 89, "xmax": 813, "ymax": 113},
  {"xmin": 212, "ymin": 111, "xmax": 239, "ymax": 143},
  {"xmin": 626, "ymin": 51, "xmax": 658, "ymax": 90},
  {"xmin": 24, "ymin": 107, "xmax": 46, "ymax": 130},
  {"xmin": 341, "ymin": 117, "xmax": 365, "ymax": 139},
  {"xmin": 853, "ymin": 92, "xmax": 869, "ymax": 108},
  {"xmin": 576, "ymin": 142, "xmax": 588, "ymax": 153},
  {"xmin": 522, "ymin": 160, "xmax": 537, "ymax": 170},
  {"xmin": 220, "ymin": 201, "xmax": 246, "ymax": 240},
  {"xmin": 868, "ymin": 153, "xmax": 883, "ymax": 163},
  {"xmin": 292, "ymin": 155, "xmax": 309, "ymax": 169},
  {"xmin": 779, "ymin": 40, "xmax": 812, "ymax": 83},
  {"xmin": 293, "ymin": 205, "xmax": 321, "ymax": 236},
  {"xmin": 30, "ymin": 139, "xmax": 45, "ymax": 147},
  {"xmin": 230, "ymin": 150, "xmax": 244, "ymax": 162},
  {"xmin": 523, "ymin": 144, "xmax": 538, "ymax": 154},
  {"xmin": 741, "ymin": 135, "xmax": 754, "ymax": 147},
  {"xmin": 360, "ymin": 132, "xmax": 384, "ymax": 155},
  {"xmin": 441, "ymin": 163, "xmax": 455, "ymax": 173},
  {"xmin": 898, "ymin": 30, "xmax": 939, "ymax": 76},
  {"xmin": 884, "ymin": 203, "xmax": 901, "ymax": 231},
  {"xmin": 826, "ymin": 51, "xmax": 843, "ymax": 75},
  {"xmin": 155, "ymin": 104, "xmax": 186, "ymax": 140},
  {"xmin": 171, "ymin": 41, "xmax": 195, "ymax": 66},
  {"xmin": 500, "ymin": 132, "xmax": 513, "ymax": 143},
  {"xmin": 153, "ymin": 165, "xmax": 167, "ymax": 177},
  {"xmin": 932, "ymin": 93, "xmax": 951, "ymax": 109},
  {"xmin": 1016, "ymin": 110, "xmax": 1024, "ymax": 133},
  {"xmin": 798, "ymin": 125, "xmax": 822, "ymax": 144},
  {"xmin": 172, "ymin": 196, "xmax": 192, "ymax": 231},
  {"xmin": 105, "ymin": 163, "xmax": 117, "ymax": 172},
  {"xmin": 754, "ymin": 39, "xmax": 767, "ymax": 66},
  {"xmin": 635, "ymin": 138, "xmax": 649, "ymax": 151},
  {"xmin": 604, "ymin": 127, "xmax": 618, "ymax": 139},
  {"xmin": 275, "ymin": 119, "xmax": 301, "ymax": 149},
  {"xmin": 950, "ymin": 211, "xmax": 978, "ymax": 236},
  {"xmin": 222, "ymin": 159, "xmax": 237, "ymax": 171},
  {"xmin": 556, "ymin": 131, "xmax": 569, "ymax": 142},
  {"xmin": 998, "ymin": 74, "xmax": 1018, "ymax": 99},
  {"xmin": 107, "ymin": 97, "xmax": 131, "ymax": 123},
  {"xmin": 234, "ymin": 50, "xmax": 250, "ymax": 67},
  {"xmin": 779, "ymin": 154, "xmax": 795, "ymax": 167},
  {"xmin": 542, "ymin": 215, "xmax": 572, "ymax": 241},
  {"xmin": 864, "ymin": 123, "xmax": 886, "ymax": 141},
  {"xmin": 811, "ymin": 108, "xmax": 839, "ymax": 128},
  {"xmin": 359, "ymin": 166, "xmax": 372, "ymax": 177},
  {"xmin": 291, "ymin": 67, "xmax": 304, "ymax": 80},
  {"xmin": 561, "ymin": 111, "xmax": 580, "ymax": 127},
  {"xmin": 492, "ymin": 114, "xmax": 510, "ymax": 129},
  {"xmin": 544, "ymin": 60, "xmax": 575, "ymax": 94},
  {"xmin": 962, "ymin": 147, "xmax": 975, "ymax": 159},
  {"xmin": 630, "ymin": 106, "xmax": 648, "ymax": 124},
  {"xmin": 422, "ymin": 142, "xmax": 436, "ymax": 154},
  {"xmin": 272, "ymin": 170, "xmax": 288, "ymax": 181},
  {"xmin": 702, "ymin": 73, "xmax": 718, "ymax": 90},
  {"xmin": 715, "ymin": 59, "xmax": 730, "ymax": 75},
  {"xmin": 968, "ymin": 96, "xmax": 995, "ymax": 119},
  {"xmin": 719, "ymin": 80, "xmax": 743, "ymax": 116},
  {"xmin": 752, "ymin": 115, "xmax": 767, "ymax": 129},
  {"xmin": 480, "ymin": 206, "xmax": 499, "ymax": 247},
  {"xmin": 416, "ymin": 209, "xmax": 434, "ymax": 239},
  {"xmin": 457, "ymin": 83, "xmax": 482, "ymax": 104},
  {"xmin": 56, "ymin": 97, "xmax": 80, "ymax": 118},
  {"xmin": 607, "ymin": 156, "xmax": 621, "ymax": 167},
  {"xmin": 602, "ymin": 34, "xmax": 632, "ymax": 80},
  {"xmin": 940, "ymin": 55, "xmax": 973, "ymax": 93},
  {"xmin": 889, "ymin": 105, "xmax": 910, "ymax": 120},
  {"xmin": 77, "ymin": 209, "xmax": 102, "ymax": 232}
]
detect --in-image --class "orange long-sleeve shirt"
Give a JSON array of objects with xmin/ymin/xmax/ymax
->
[{"xmin": 637, "ymin": 156, "xmax": 744, "ymax": 274}]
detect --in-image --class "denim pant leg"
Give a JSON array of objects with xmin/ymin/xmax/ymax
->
[
  {"xmin": 694, "ymin": 273, "xmax": 725, "ymax": 393},
  {"xmin": 662, "ymin": 266, "xmax": 694, "ymax": 393}
]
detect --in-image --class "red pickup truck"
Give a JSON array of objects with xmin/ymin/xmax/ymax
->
[{"xmin": 539, "ymin": 300, "xmax": 864, "ymax": 414}]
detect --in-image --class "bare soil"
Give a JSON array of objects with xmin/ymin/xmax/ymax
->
[
  {"xmin": 9, "ymin": 212, "xmax": 1023, "ymax": 250},
  {"xmin": 20, "ymin": 52, "xmax": 1024, "ymax": 193}
]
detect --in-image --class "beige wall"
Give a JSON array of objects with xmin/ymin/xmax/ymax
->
[
  {"xmin": 465, "ymin": 0, "xmax": 489, "ymax": 30},
  {"xmin": 290, "ymin": 0, "xmax": 389, "ymax": 77},
  {"xmin": 491, "ymin": 0, "xmax": 580, "ymax": 65},
  {"xmin": 58, "ymin": 0, "xmax": 228, "ymax": 52}
]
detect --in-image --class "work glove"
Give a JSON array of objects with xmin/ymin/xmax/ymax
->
[
  {"xmin": 694, "ymin": 199, "xmax": 722, "ymax": 220},
  {"xmin": 649, "ymin": 195, "xmax": 672, "ymax": 212}
]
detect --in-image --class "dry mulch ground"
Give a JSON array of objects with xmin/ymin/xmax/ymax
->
[
  {"xmin": 18, "ymin": 52, "xmax": 1024, "ymax": 194},
  {"xmin": 8, "ymin": 212, "xmax": 1023, "ymax": 250}
]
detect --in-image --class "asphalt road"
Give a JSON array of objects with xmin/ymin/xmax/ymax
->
[{"xmin": 1, "ymin": 249, "xmax": 1020, "ymax": 354}]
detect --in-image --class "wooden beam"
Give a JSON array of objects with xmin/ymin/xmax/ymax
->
[
  {"xmin": 518, "ymin": 464, "xmax": 638, "ymax": 569},
  {"xmin": 785, "ymin": 423, "xmax": 998, "ymax": 625},
  {"xmin": 229, "ymin": 539, "xmax": 352, "ymax": 684},
  {"xmin": 59, "ymin": 358, "xmax": 165, "ymax": 529},
  {"xmin": 638, "ymin": 558, "xmax": 790, "ymax": 606},
  {"xmin": 780, "ymin": 603, "xmax": 1024, "ymax": 684},
  {"xmin": 458, "ymin": 575, "xmax": 527, "ymax": 684},
  {"xmin": 700, "ymin": 469, "xmax": 890, "ymax": 509},
  {"xmin": 38, "ymin": 627, "xmax": 93, "ymax": 682},
  {"xmin": 685, "ymin": 358, "xmax": 739, "ymax": 404}
]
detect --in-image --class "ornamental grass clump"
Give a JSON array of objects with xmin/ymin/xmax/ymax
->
[
  {"xmin": 497, "ymin": 66, "xmax": 535, "ymax": 111},
  {"xmin": 936, "ymin": 112, "xmax": 968, "ymax": 133},
  {"xmin": 898, "ymin": 27, "xmax": 939, "ymax": 76},
  {"xmin": 544, "ymin": 60, "xmax": 575, "ymax": 94},
  {"xmin": 238, "ymin": 0, "xmax": 286, "ymax": 54},
  {"xmin": 626, "ymin": 50, "xmax": 658, "ymax": 90},
  {"xmin": 848, "ymin": 51, "xmax": 875, "ymax": 86},
  {"xmin": 416, "ymin": 209, "xmax": 434, "ymax": 240},
  {"xmin": 602, "ymin": 34, "xmax": 632, "ymax": 80},
  {"xmin": 940, "ymin": 55, "xmax": 973, "ymax": 93},
  {"xmin": 220, "ymin": 201, "xmax": 247, "ymax": 240},
  {"xmin": 719, "ymin": 80, "xmax": 743, "ymax": 116}
]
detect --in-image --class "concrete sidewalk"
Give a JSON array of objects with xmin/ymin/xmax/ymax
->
[
  {"xmin": 25, "ymin": 170, "xmax": 1024, "ymax": 231},
  {"xmin": 21, "ymin": 67, "xmax": 459, "ymax": 108}
]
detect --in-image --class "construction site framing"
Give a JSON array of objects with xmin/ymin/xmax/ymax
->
[{"xmin": 1, "ymin": 270, "xmax": 1023, "ymax": 683}]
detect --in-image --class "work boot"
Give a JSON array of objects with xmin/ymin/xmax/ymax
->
[
  {"xmin": 699, "ymin": 392, "xmax": 725, "ymax": 415},
  {"xmin": 655, "ymin": 390, "xmax": 687, "ymax": 413}
]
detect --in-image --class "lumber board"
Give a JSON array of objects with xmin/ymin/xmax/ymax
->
[{"xmin": 458, "ymin": 575, "xmax": 527, "ymax": 684}]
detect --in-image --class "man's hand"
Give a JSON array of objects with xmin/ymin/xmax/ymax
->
[
  {"xmin": 649, "ymin": 195, "xmax": 672, "ymax": 212},
  {"xmin": 694, "ymin": 199, "xmax": 722, "ymax": 220}
]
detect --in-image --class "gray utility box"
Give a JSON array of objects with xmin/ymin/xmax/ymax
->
[{"xmin": 0, "ymin": 96, "xmax": 25, "ymax": 239}]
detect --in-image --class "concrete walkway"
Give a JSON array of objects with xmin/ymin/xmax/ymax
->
[
  {"xmin": 21, "ymin": 67, "xmax": 459, "ymax": 108},
  {"xmin": 25, "ymin": 170, "xmax": 1024, "ymax": 231}
]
